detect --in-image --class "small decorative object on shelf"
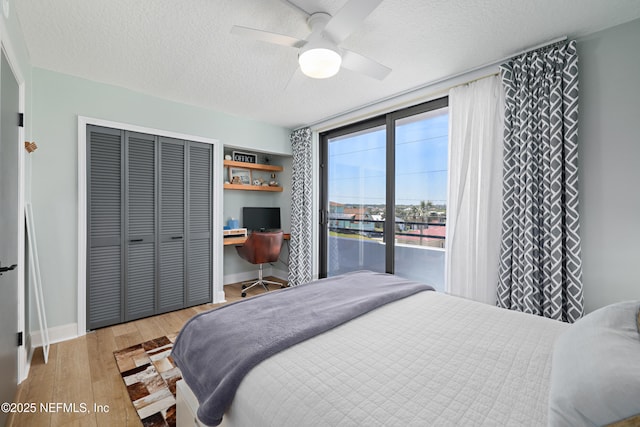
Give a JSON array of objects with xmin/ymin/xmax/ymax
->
[
  {"xmin": 232, "ymin": 150, "xmax": 257, "ymax": 163},
  {"xmin": 229, "ymin": 167, "xmax": 251, "ymax": 185},
  {"xmin": 223, "ymin": 159, "xmax": 283, "ymax": 192}
]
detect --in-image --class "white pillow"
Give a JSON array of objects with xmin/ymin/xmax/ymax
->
[{"xmin": 548, "ymin": 300, "xmax": 640, "ymax": 427}]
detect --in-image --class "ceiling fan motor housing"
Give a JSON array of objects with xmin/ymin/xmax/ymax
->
[{"xmin": 298, "ymin": 12, "xmax": 342, "ymax": 78}]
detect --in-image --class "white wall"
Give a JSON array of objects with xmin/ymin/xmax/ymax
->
[
  {"xmin": 30, "ymin": 68, "xmax": 291, "ymax": 330},
  {"xmin": 577, "ymin": 18, "xmax": 640, "ymax": 313}
]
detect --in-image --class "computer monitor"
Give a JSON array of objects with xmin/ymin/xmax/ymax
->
[{"xmin": 242, "ymin": 207, "xmax": 281, "ymax": 232}]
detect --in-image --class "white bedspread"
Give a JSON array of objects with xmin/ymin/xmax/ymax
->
[{"xmin": 219, "ymin": 291, "xmax": 568, "ymax": 427}]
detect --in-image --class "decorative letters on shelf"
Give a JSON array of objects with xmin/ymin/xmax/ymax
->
[{"xmin": 232, "ymin": 150, "xmax": 257, "ymax": 163}]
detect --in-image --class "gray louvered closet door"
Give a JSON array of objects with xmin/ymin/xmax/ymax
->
[
  {"xmin": 125, "ymin": 131, "xmax": 157, "ymax": 321},
  {"xmin": 187, "ymin": 142, "xmax": 212, "ymax": 305},
  {"xmin": 87, "ymin": 126, "xmax": 123, "ymax": 329},
  {"xmin": 159, "ymin": 137, "xmax": 186, "ymax": 313},
  {"xmin": 87, "ymin": 126, "xmax": 213, "ymax": 330}
]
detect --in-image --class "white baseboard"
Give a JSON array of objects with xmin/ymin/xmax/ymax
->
[
  {"xmin": 223, "ymin": 266, "xmax": 288, "ymax": 286},
  {"xmin": 223, "ymin": 266, "xmax": 272, "ymax": 285},
  {"xmin": 30, "ymin": 322, "xmax": 78, "ymax": 348},
  {"xmin": 271, "ymin": 267, "xmax": 288, "ymax": 282},
  {"xmin": 213, "ymin": 290, "xmax": 226, "ymax": 304},
  {"xmin": 222, "ymin": 266, "xmax": 289, "ymax": 300}
]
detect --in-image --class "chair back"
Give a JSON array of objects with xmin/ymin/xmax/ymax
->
[{"xmin": 236, "ymin": 231, "xmax": 284, "ymax": 265}]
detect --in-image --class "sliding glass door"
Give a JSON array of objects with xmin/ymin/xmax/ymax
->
[
  {"xmin": 323, "ymin": 120, "xmax": 386, "ymax": 276},
  {"xmin": 393, "ymin": 107, "xmax": 449, "ymax": 288},
  {"xmin": 320, "ymin": 98, "xmax": 448, "ymax": 290}
]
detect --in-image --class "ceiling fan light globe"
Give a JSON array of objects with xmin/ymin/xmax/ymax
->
[{"xmin": 299, "ymin": 48, "xmax": 342, "ymax": 79}]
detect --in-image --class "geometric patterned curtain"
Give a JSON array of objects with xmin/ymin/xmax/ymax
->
[
  {"xmin": 288, "ymin": 127, "xmax": 314, "ymax": 286},
  {"xmin": 496, "ymin": 40, "xmax": 584, "ymax": 323}
]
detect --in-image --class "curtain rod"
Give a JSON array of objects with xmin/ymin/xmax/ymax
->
[
  {"xmin": 306, "ymin": 35, "xmax": 568, "ymax": 131},
  {"xmin": 505, "ymin": 36, "xmax": 568, "ymax": 60}
]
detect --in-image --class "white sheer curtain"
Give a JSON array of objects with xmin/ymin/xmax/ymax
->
[{"xmin": 445, "ymin": 76, "xmax": 505, "ymax": 304}]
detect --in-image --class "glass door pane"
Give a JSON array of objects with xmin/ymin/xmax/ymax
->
[
  {"xmin": 394, "ymin": 108, "xmax": 448, "ymax": 290},
  {"xmin": 326, "ymin": 125, "xmax": 386, "ymax": 277}
]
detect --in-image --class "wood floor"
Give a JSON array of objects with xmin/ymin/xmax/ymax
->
[{"xmin": 7, "ymin": 278, "xmax": 287, "ymax": 427}]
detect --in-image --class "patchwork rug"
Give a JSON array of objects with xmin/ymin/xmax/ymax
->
[{"xmin": 113, "ymin": 334, "xmax": 183, "ymax": 427}]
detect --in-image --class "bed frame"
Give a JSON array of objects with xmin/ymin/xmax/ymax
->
[{"xmin": 176, "ymin": 379, "xmax": 207, "ymax": 427}]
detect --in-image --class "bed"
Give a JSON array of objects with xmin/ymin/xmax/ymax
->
[{"xmin": 171, "ymin": 271, "xmax": 640, "ymax": 427}]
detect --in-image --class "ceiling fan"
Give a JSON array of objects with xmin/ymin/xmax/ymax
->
[{"xmin": 231, "ymin": 0, "xmax": 391, "ymax": 80}]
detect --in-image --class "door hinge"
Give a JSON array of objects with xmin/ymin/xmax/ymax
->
[
  {"xmin": 18, "ymin": 112, "xmax": 24, "ymax": 127},
  {"xmin": 17, "ymin": 331, "xmax": 23, "ymax": 347}
]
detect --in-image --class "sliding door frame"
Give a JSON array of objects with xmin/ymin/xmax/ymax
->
[
  {"xmin": 319, "ymin": 97, "xmax": 448, "ymax": 278},
  {"xmin": 319, "ymin": 116, "xmax": 385, "ymax": 278}
]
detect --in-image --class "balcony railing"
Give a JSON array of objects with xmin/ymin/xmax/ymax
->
[
  {"xmin": 328, "ymin": 218, "xmax": 446, "ymax": 247},
  {"xmin": 327, "ymin": 218, "xmax": 446, "ymax": 291}
]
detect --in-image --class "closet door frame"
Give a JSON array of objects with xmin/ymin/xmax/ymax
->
[{"xmin": 77, "ymin": 116, "xmax": 223, "ymax": 336}]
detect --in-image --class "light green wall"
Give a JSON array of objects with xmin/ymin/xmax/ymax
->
[
  {"xmin": 14, "ymin": 11, "xmax": 640, "ymax": 333},
  {"xmin": 577, "ymin": 18, "xmax": 640, "ymax": 313},
  {"xmin": 30, "ymin": 68, "xmax": 291, "ymax": 329}
]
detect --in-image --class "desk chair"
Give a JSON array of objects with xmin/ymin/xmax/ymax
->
[{"xmin": 235, "ymin": 231, "xmax": 285, "ymax": 297}]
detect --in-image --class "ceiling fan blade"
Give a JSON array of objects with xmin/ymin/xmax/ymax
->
[
  {"xmin": 323, "ymin": 0, "xmax": 383, "ymax": 43},
  {"xmin": 341, "ymin": 49, "xmax": 391, "ymax": 80},
  {"xmin": 231, "ymin": 26, "xmax": 306, "ymax": 48}
]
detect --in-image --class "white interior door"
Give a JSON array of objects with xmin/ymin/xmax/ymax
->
[{"xmin": 0, "ymin": 47, "xmax": 21, "ymax": 422}]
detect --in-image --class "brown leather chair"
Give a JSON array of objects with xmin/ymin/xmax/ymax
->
[{"xmin": 235, "ymin": 231, "xmax": 285, "ymax": 297}]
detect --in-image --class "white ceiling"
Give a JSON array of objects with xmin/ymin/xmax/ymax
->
[{"xmin": 14, "ymin": 0, "xmax": 640, "ymax": 129}]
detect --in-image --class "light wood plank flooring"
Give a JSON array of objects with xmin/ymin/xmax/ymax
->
[{"xmin": 7, "ymin": 278, "xmax": 287, "ymax": 427}]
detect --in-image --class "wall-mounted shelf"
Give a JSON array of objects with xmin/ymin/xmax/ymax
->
[
  {"xmin": 224, "ymin": 159, "xmax": 283, "ymax": 172},
  {"xmin": 223, "ymin": 183, "xmax": 283, "ymax": 192},
  {"xmin": 224, "ymin": 159, "xmax": 284, "ymax": 192}
]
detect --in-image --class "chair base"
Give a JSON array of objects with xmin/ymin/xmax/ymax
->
[{"xmin": 240, "ymin": 264, "xmax": 286, "ymax": 297}]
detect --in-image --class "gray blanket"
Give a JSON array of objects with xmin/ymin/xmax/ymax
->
[{"xmin": 171, "ymin": 270, "xmax": 434, "ymax": 426}]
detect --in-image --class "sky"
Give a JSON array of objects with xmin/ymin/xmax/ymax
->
[{"xmin": 328, "ymin": 109, "xmax": 448, "ymax": 207}]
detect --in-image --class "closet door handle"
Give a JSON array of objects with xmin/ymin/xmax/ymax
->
[
  {"xmin": 171, "ymin": 236, "xmax": 183, "ymax": 240},
  {"xmin": 129, "ymin": 238, "xmax": 143, "ymax": 243}
]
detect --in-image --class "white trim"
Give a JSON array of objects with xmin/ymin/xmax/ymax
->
[
  {"xmin": 308, "ymin": 37, "xmax": 566, "ymax": 133},
  {"xmin": 310, "ymin": 64, "xmax": 499, "ymax": 133},
  {"xmin": 30, "ymin": 323, "xmax": 78, "ymax": 348},
  {"xmin": 271, "ymin": 267, "xmax": 289, "ymax": 282},
  {"xmin": 212, "ymin": 142, "xmax": 224, "ymax": 303},
  {"xmin": 223, "ymin": 265, "xmax": 288, "ymax": 287},
  {"xmin": 77, "ymin": 116, "xmax": 222, "ymax": 336},
  {"xmin": 1, "ymin": 22, "xmax": 28, "ymax": 383},
  {"xmin": 223, "ymin": 268, "xmax": 272, "ymax": 286}
]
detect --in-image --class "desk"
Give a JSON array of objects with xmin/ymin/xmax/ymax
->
[{"xmin": 223, "ymin": 233, "xmax": 290, "ymax": 246}]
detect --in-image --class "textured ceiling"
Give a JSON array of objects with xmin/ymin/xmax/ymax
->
[{"xmin": 14, "ymin": 0, "xmax": 640, "ymax": 129}]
